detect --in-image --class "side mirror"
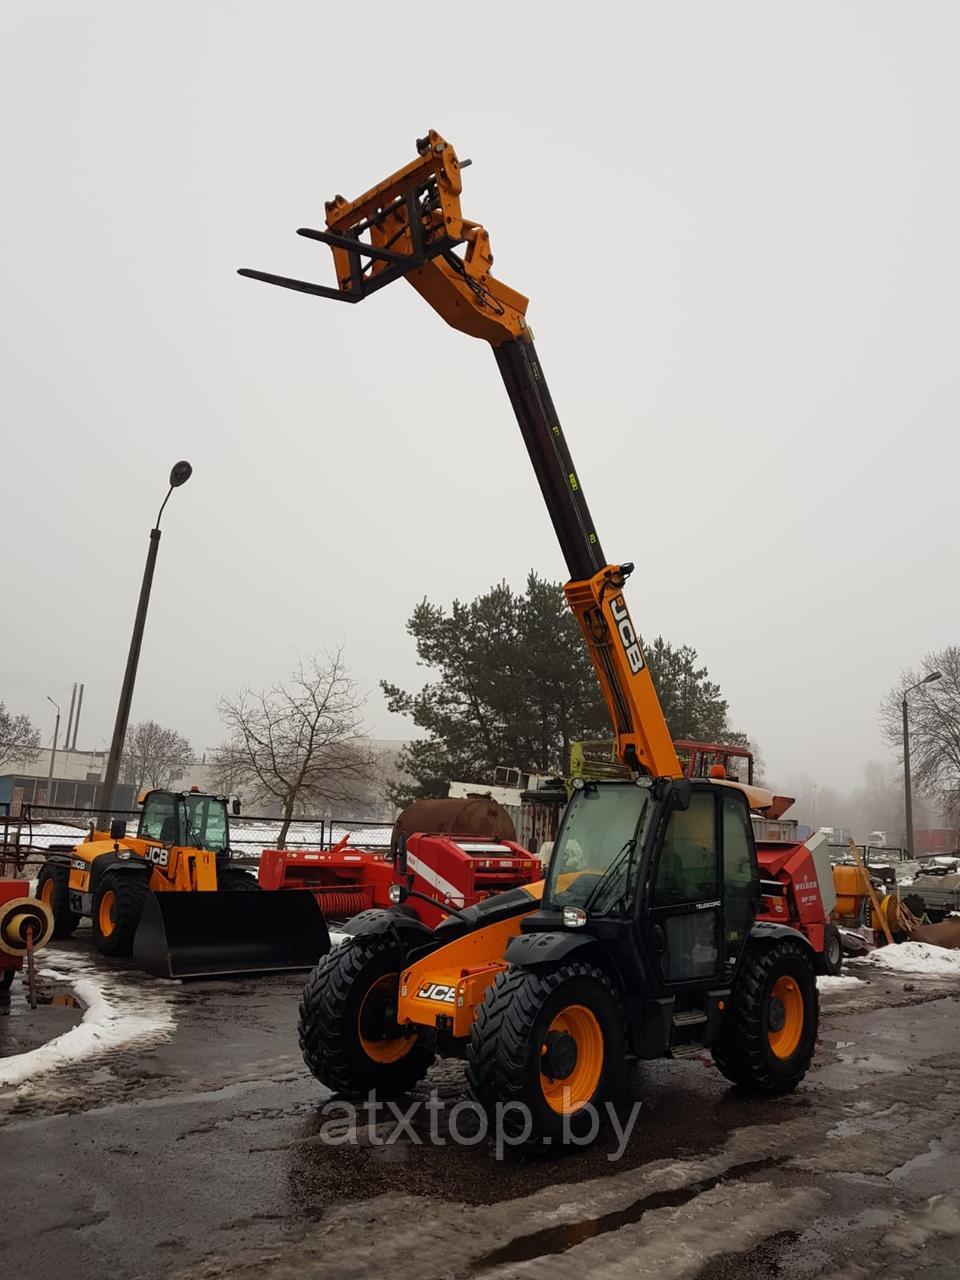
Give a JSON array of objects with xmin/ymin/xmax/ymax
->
[
  {"xmin": 395, "ymin": 832, "xmax": 407, "ymax": 875},
  {"xmin": 110, "ymin": 818, "xmax": 127, "ymax": 840},
  {"xmin": 672, "ymin": 779, "xmax": 692, "ymax": 811},
  {"xmin": 231, "ymin": 797, "xmax": 241, "ymax": 816}
]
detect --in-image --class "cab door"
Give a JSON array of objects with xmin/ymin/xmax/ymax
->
[{"xmin": 646, "ymin": 787, "xmax": 723, "ymax": 988}]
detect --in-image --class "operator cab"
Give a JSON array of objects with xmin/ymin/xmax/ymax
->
[
  {"xmin": 538, "ymin": 776, "xmax": 760, "ymax": 990},
  {"xmin": 137, "ymin": 790, "xmax": 231, "ymax": 859}
]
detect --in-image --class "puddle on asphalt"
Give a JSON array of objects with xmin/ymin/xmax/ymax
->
[
  {"xmin": 0, "ymin": 991, "xmax": 81, "ymax": 1017},
  {"xmin": 465, "ymin": 1156, "xmax": 785, "ymax": 1274}
]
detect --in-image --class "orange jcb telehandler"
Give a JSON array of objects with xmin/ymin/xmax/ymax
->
[
  {"xmin": 37, "ymin": 788, "xmax": 327, "ymax": 978},
  {"xmin": 241, "ymin": 132, "xmax": 821, "ymax": 1148}
]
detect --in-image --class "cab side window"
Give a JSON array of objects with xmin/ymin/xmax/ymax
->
[
  {"xmin": 653, "ymin": 792, "xmax": 718, "ymax": 904},
  {"xmin": 722, "ymin": 793, "xmax": 757, "ymax": 948},
  {"xmin": 140, "ymin": 793, "xmax": 178, "ymax": 845}
]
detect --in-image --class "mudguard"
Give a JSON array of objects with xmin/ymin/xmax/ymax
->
[
  {"xmin": 340, "ymin": 906, "xmax": 435, "ymax": 944},
  {"xmin": 749, "ymin": 920, "xmax": 816, "ymax": 955},
  {"xmin": 89, "ymin": 854, "xmax": 151, "ymax": 895},
  {"xmin": 503, "ymin": 929, "xmax": 601, "ymax": 969}
]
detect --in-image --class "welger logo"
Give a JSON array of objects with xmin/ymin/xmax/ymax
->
[
  {"xmin": 610, "ymin": 596, "xmax": 644, "ymax": 674},
  {"xmin": 794, "ymin": 879, "xmax": 818, "ymax": 893},
  {"xmin": 417, "ymin": 982, "xmax": 457, "ymax": 1005}
]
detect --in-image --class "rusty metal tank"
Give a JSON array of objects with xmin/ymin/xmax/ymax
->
[{"xmin": 392, "ymin": 795, "xmax": 517, "ymax": 851}]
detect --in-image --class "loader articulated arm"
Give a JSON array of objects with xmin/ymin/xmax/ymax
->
[{"xmin": 240, "ymin": 130, "xmax": 681, "ymax": 780}]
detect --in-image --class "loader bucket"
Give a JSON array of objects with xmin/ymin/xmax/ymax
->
[{"xmin": 132, "ymin": 889, "xmax": 330, "ymax": 979}]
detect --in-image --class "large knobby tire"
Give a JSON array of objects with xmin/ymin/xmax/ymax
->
[
  {"xmin": 92, "ymin": 871, "xmax": 150, "ymax": 957},
  {"xmin": 816, "ymin": 924, "xmax": 843, "ymax": 976},
  {"xmin": 36, "ymin": 861, "xmax": 81, "ymax": 938},
  {"xmin": 217, "ymin": 867, "xmax": 261, "ymax": 892},
  {"xmin": 466, "ymin": 962, "xmax": 625, "ymax": 1149},
  {"xmin": 712, "ymin": 940, "xmax": 819, "ymax": 1093},
  {"xmin": 298, "ymin": 934, "xmax": 435, "ymax": 1099}
]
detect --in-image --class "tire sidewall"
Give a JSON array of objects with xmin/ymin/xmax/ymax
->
[
  {"xmin": 823, "ymin": 925, "xmax": 843, "ymax": 976},
  {"xmin": 759, "ymin": 948, "xmax": 818, "ymax": 1081},
  {"xmin": 340, "ymin": 946, "xmax": 410, "ymax": 1082},
  {"xmin": 516, "ymin": 970, "xmax": 624, "ymax": 1145},
  {"xmin": 92, "ymin": 871, "xmax": 148, "ymax": 955},
  {"xmin": 300, "ymin": 939, "xmax": 433, "ymax": 1096},
  {"xmin": 38, "ymin": 861, "xmax": 79, "ymax": 936}
]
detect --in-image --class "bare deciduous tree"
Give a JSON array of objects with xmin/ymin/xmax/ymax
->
[
  {"xmin": 0, "ymin": 702, "xmax": 41, "ymax": 772},
  {"xmin": 881, "ymin": 647, "xmax": 960, "ymax": 830},
  {"xmin": 122, "ymin": 721, "xmax": 195, "ymax": 794},
  {"xmin": 210, "ymin": 650, "xmax": 378, "ymax": 848}
]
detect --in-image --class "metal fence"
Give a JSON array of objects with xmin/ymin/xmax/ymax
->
[{"xmin": 0, "ymin": 801, "xmax": 395, "ymax": 874}]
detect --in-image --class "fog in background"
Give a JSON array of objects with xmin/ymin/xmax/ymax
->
[{"xmin": 2, "ymin": 2, "xmax": 958, "ymax": 822}]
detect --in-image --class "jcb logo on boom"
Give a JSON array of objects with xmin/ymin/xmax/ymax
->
[
  {"xmin": 416, "ymin": 982, "xmax": 457, "ymax": 1005},
  {"xmin": 610, "ymin": 596, "xmax": 644, "ymax": 674},
  {"xmin": 142, "ymin": 845, "xmax": 169, "ymax": 867}
]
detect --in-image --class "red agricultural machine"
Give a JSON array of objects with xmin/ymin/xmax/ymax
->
[
  {"xmin": 0, "ymin": 879, "xmax": 54, "ymax": 1001},
  {"xmin": 257, "ymin": 797, "xmax": 542, "ymax": 927}
]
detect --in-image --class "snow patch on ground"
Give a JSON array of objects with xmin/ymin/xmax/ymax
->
[
  {"xmin": 0, "ymin": 953, "xmax": 176, "ymax": 1088},
  {"xmin": 817, "ymin": 974, "xmax": 865, "ymax": 991},
  {"xmin": 855, "ymin": 941, "xmax": 960, "ymax": 976}
]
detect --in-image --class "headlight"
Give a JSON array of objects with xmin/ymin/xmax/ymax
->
[
  {"xmin": 571, "ymin": 776, "xmax": 585, "ymax": 790},
  {"xmin": 562, "ymin": 906, "xmax": 587, "ymax": 928},
  {"xmin": 388, "ymin": 883, "xmax": 403, "ymax": 904}
]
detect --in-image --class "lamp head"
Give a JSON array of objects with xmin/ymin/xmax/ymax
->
[
  {"xmin": 923, "ymin": 671, "xmax": 942, "ymax": 685},
  {"xmin": 169, "ymin": 460, "xmax": 193, "ymax": 488}
]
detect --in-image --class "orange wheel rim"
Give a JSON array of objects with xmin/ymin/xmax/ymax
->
[
  {"xmin": 540, "ymin": 1004, "xmax": 604, "ymax": 1114},
  {"xmin": 98, "ymin": 889, "xmax": 117, "ymax": 938},
  {"xmin": 40, "ymin": 879, "xmax": 54, "ymax": 906},
  {"xmin": 358, "ymin": 974, "xmax": 414, "ymax": 1064},
  {"xmin": 768, "ymin": 975, "xmax": 804, "ymax": 1060}
]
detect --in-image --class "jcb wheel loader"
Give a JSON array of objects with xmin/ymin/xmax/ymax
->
[
  {"xmin": 243, "ymin": 131, "xmax": 821, "ymax": 1148},
  {"xmin": 37, "ymin": 787, "xmax": 328, "ymax": 978}
]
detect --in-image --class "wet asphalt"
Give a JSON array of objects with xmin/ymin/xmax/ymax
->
[{"xmin": 1, "ymin": 932, "xmax": 959, "ymax": 1280}]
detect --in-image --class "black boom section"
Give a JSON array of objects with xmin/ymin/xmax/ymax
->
[{"xmin": 494, "ymin": 339, "xmax": 606, "ymax": 582}]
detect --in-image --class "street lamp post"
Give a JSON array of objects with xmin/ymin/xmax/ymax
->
[
  {"xmin": 97, "ymin": 461, "xmax": 192, "ymax": 825},
  {"xmin": 44, "ymin": 695, "xmax": 61, "ymax": 807},
  {"xmin": 902, "ymin": 670, "xmax": 942, "ymax": 856}
]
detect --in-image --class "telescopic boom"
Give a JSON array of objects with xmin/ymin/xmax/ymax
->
[{"xmin": 240, "ymin": 130, "xmax": 681, "ymax": 779}]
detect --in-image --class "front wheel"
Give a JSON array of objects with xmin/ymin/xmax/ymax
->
[
  {"xmin": 466, "ymin": 962, "xmax": 625, "ymax": 1149},
  {"xmin": 298, "ymin": 933, "xmax": 435, "ymax": 1099},
  {"xmin": 92, "ymin": 872, "xmax": 150, "ymax": 956},
  {"xmin": 712, "ymin": 940, "xmax": 819, "ymax": 1093}
]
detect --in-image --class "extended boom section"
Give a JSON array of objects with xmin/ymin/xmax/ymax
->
[{"xmin": 239, "ymin": 130, "xmax": 680, "ymax": 780}]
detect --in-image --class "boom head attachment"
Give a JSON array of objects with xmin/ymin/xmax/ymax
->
[{"xmin": 239, "ymin": 129, "xmax": 530, "ymax": 347}]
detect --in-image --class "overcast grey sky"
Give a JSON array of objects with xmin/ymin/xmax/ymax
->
[{"xmin": 2, "ymin": 1, "xmax": 957, "ymax": 798}]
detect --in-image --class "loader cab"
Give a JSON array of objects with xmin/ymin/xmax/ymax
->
[
  {"xmin": 137, "ymin": 789, "xmax": 231, "ymax": 859},
  {"xmin": 541, "ymin": 777, "xmax": 760, "ymax": 990}
]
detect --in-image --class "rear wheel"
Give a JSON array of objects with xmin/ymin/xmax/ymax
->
[
  {"xmin": 712, "ymin": 940, "xmax": 819, "ymax": 1093},
  {"xmin": 36, "ymin": 861, "xmax": 80, "ymax": 938},
  {"xmin": 92, "ymin": 872, "xmax": 150, "ymax": 956},
  {"xmin": 217, "ymin": 867, "xmax": 260, "ymax": 892},
  {"xmin": 817, "ymin": 924, "xmax": 843, "ymax": 976},
  {"xmin": 0, "ymin": 968, "xmax": 15, "ymax": 996},
  {"xmin": 466, "ymin": 962, "xmax": 624, "ymax": 1149},
  {"xmin": 298, "ymin": 933, "xmax": 435, "ymax": 1099}
]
